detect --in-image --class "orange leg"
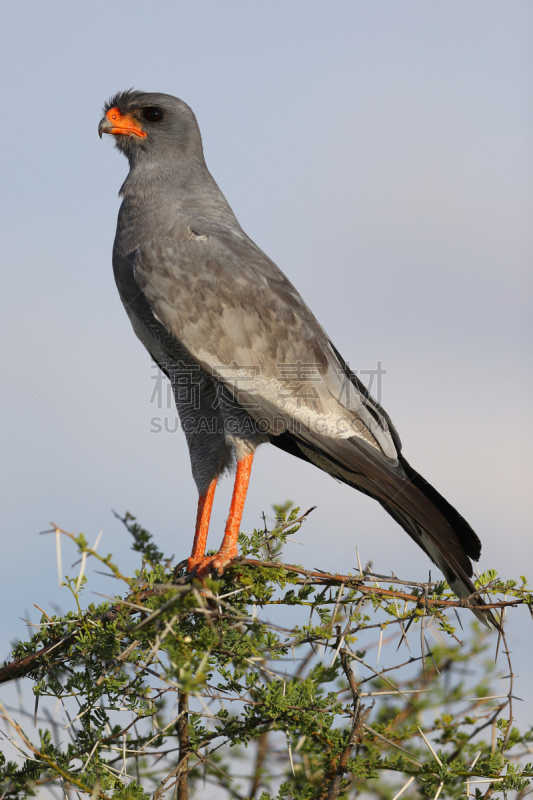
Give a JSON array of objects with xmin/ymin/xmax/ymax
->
[
  {"xmin": 193, "ymin": 453, "xmax": 254, "ymax": 576},
  {"xmin": 187, "ymin": 478, "xmax": 217, "ymax": 572}
]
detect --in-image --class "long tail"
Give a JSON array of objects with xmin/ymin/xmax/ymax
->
[
  {"xmin": 378, "ymin": 455, "xmax": 498, "ymax": 629},
  {"xmin": 271, "ymin": 431, "xmax": 499, "ymax": 629}
]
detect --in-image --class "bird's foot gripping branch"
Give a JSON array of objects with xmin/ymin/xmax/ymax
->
[{"xmin": 0, "ymin": 505, "xmax": 532, "ymax": 800}]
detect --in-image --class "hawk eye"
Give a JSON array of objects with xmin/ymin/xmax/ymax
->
[{"xmin": 142, "ymin": 106, "xmax": 164, "ymax": 122}]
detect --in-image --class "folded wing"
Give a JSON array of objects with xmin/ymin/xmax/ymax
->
[{"xmin": 129, "ymin": 228, "xmax": 495, "ymax": 628}]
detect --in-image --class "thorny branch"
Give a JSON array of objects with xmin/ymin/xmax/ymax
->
[
  {"xmin": 176, "ymin": 691, "xmax": 190, "ymax": 800},
  {"xmin": 0, "ymin": 511, "xmax": 531, "ymax": 799},
  {"xmin": 323, "ymin": 626, "xmax": 369, "ymax": 800},
  {"xmin": 0, "ymin": 558, "xmax": 523, "ymax": 687}
]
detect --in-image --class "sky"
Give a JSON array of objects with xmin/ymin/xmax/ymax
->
[{"xmin": 0, "ymin": 0, "xmax": 532, "ymax": 725}]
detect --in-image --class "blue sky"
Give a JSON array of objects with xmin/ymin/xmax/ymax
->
[{"xmin": 0, "ymin": 0, "xmax": 531, "ymax": 721}]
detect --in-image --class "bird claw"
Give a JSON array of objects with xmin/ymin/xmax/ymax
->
[{"xmin": 187, "ymin": 550, "xmax": 237, "ymax": 578}]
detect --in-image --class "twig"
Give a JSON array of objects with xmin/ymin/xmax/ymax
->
[
  {"xmin": 177, "ymin": 691, "xmax": 189, "ymax": 800},
  {"xmin": 325, "ymin": 637, "xmax": 364, "ymax": 800}
]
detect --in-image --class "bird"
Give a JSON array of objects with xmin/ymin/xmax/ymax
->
[{"xmin": 99, "ymin": 89, "xmax": 495, "ymax": 626}]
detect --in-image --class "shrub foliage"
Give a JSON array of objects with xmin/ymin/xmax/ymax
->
[{"xmin": 0, "ymin": 505, "xmax": 531, "ymax": 799}]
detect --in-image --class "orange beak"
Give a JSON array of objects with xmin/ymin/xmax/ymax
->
[{"xmin": 98, "ymin": 107, "xmax": 147, "ymax": 139}]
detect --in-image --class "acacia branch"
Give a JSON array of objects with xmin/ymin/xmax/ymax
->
[
  {"xmin": 0, "ymin": 559, "xmax": 524, "ymax": 687},
  {"xmin": 177, "ymin": 691, "xmax": 190, "ymax": 800},
  {"xmin": 238, "ymin": 558, "xmax": 525, "ymax": 611},
  {"xmin": 324, "ymin": 629, "xmax": 366, "ymax": 800}
]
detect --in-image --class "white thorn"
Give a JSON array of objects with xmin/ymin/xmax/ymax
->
[
  {"xmin": 286, "ymin": 730, "xmax": 295, "ymax": 776},
  {"xmin": 433, "ymin": 781, "xmax": 444, "ymax": 799},
  {"xmin": 92, "ymin": 528, "xmax": 104, "ymax": 552},
  {"xmin": 55, "ymin": 528, "xmax": 63, "ymax": 587},
  {"xmin": 391, "ymin": 775, "xmax": 415, "ymax": 800},
  {"xmin": 417, "ymin": 726, "xmax": 443, "ymax": 767},
  {"xmin": 75, "ymin": 552, "xmax": 88, "ymax": 594},
  {"xmin": 330, "ymin": 637, "xmax": 345, "ymax": 667},
  {"xmin": 377, "ymin": 626, "xmax": 384, "ymax": 666}
]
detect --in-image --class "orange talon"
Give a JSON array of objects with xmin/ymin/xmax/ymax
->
[
  {"xmin": 187, "ymin": 478, "xmax": 217, "ymax": 572},
  {"xmin": 189, "ymin": 453, "xmax": 254, "ymax": 577}
]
